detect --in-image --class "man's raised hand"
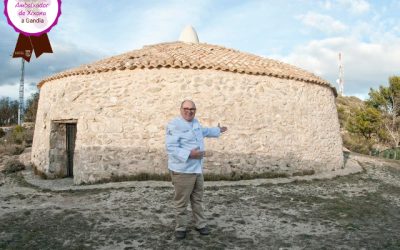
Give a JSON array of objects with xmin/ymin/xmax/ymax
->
[{"xmin": 218, "ymin": 123, "xmax": 228, "ymax": 133}]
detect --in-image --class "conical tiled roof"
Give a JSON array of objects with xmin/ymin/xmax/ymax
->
[{"xmin": 38, "ymin": 42, "xmax": 336, "ymax": 95}]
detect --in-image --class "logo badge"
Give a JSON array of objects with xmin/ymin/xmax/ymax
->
[{"xmin": 4, "ymin": 0, "xmax": 62, "ymax": 61}]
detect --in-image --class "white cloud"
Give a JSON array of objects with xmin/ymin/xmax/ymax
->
[
  {"xmin": 1, "ymin": 0, "xmax": 398, "ymax": 101},
  {"xmin": 322, "ymin": 0, "xmax": 333, "ymax": 10},
  {"xmin": 0, "ymin": 29, "xmax": 103, "ymax": 99},
  {"xmin": 338, "ymin": 0, "xmax": 370, "ymax": 14},
  {"xmin": 0, "ymin": 84, "xmax": 38, "ymax": 100},
  {"xmin": 298, "ymin": 12, "xmax": 347, "ymax": 34},
  {"xmin": 275, "ymin": 36, "xmax": 400, "ymax": 99}
]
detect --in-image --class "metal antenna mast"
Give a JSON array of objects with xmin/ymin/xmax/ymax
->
[
  {"xmin": 18, "ymin": 58, "xmax": 25, "ymax": 125},
  {"xmin": 336, "ymin": 52, "xmax": 344, "ymax": 96}
]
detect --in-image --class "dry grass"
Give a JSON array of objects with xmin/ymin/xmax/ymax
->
[{"xmin": 0, "ymin": 125, "xmax": 34, "ymax": 157}]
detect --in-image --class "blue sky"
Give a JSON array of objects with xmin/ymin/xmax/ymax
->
[{"xmin": 1, "ymin": 0, "xmax": 400, "ymax": 100}]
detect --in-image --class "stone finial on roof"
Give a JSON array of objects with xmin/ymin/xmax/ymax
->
[{"xmin": 178, "ymin": 25, "xmax": 199, "ymax": 44}]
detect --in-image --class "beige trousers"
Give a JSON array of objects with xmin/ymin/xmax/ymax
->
[{"xmin": 170, "ymin": 171, "xmax": 206, "ymax": 231}]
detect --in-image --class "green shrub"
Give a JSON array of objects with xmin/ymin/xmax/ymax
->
[
  {"xmin": 12, "ymin": 125, "xmax": 24, "ymax": 144},
  {"xmin": 2, "ymin": 159, "xmax": 25, "ymax": 174},
  {"xmin": 342, "ymin": 133, "xmax": 372, "ymax": 155},
  {"xmin": 23, "ymin": 128, "xmax": 34, "ymax": 146},
  {"xmin": 6, "ymin": 125, "xmax": 34, "ymax": 145},
  {"xmin": 0, "ymin": 128, "xmax": 5, "ymax": 138}
]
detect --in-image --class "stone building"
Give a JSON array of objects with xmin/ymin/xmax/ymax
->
[{"xmin": 31, "ymin": 27, "xmax": 344, "ymax": 184}]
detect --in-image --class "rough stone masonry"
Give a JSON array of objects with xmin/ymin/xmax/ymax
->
[{"xmin": 31, "ymin": 41, "xmax": 344, "ymax": 184}]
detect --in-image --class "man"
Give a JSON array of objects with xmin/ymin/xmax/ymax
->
[{"xmin": 165, "ymin": 100, "xmax": 227, "ymax": 239}]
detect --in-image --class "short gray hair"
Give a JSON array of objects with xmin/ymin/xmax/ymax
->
[{"xmin": 180, "ymin": 100, "xmax": 195, "ymax": 108}]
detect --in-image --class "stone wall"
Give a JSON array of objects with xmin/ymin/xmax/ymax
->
[{"xmin": 31, "ymin": 68, "xmax": 344, "ymax": 184}]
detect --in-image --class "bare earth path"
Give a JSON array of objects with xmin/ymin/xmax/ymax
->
[{"xmin": 1, "ymin": 154, "xmax": 400, "ymax": 249}]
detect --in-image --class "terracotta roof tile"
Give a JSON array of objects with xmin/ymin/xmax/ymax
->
[{"xmin": 37, "ymin": 42, "xmax": 336, "ymax": 95}]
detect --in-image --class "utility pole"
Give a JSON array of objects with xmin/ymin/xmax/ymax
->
[
  {"xmin": 336, "ymin": 52, "xmax": 344, "ymax": 96},
  {"xmin": 18, "ymin": 58, "xmax": 25, "ymax": 125}
]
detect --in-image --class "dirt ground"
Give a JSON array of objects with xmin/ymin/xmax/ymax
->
[{"xmin": 1, "ymin": 153, "xmax": 400, "ymax": 250}]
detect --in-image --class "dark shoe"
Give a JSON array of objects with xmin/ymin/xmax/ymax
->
[
  {"xmin": 195, "ymin": 227, "xmax": 210, "ymax": 235},
  {"xmin": 175, "ymin": 230, "xmax": 186, "ymax": 239}
]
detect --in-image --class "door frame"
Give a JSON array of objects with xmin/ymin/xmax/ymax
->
[{"xmin": 50, "ymin": 119, "xmax": 77, "ymax": 178}]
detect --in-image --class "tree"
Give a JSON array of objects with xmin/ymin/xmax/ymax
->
[
  {"xmin": 0, "ymin": 97, "xmax": 18, "ymax": 126},
  {"xmin": 346, "ymin": 107, "xmax": 382, "ymax": 140},
  {"xmin": 366, "ymin": 76, "xmax": 400, "ymax": 148},
  {"xmin": 24, "ymin": 92, "xmax": 39, "ymax": 122}
]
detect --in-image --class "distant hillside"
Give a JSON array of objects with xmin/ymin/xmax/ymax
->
[
  {"xmin": 336, "ymin": 95, "xmax": 365, "ymax": 130},
  {"xmin": 336, "ymin": 95, "xmax": 373, "ymax": 154},
  {"xmin": 336, "ymin": 95, "xmax": 365, "ymax": 110}
]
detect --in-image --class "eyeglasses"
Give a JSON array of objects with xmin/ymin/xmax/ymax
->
[{"xmin": 182, "ymin": 108, "xmax": 196, "ymax": 112}]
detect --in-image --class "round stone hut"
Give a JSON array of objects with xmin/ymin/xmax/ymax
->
[{"xmin": 31, "ymin": 27, "xmax": 344, "ymax": 184}]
